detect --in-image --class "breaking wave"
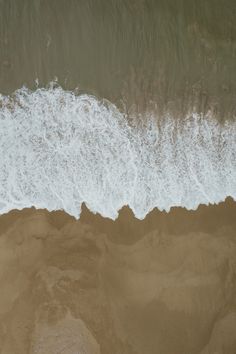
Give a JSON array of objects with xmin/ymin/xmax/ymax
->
[{"xmin": 0, "ymin": 86, "xmax": 235, "ymax": 219}]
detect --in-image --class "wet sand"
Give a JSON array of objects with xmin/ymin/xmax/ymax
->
[{"xmin": 0, "ymin": 198, "xmax": 235, "ymax": 354}]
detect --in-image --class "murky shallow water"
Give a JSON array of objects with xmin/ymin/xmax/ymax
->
[{"xmin": 0, "ymin": 0, "xmax": 236, "ymax": 118}]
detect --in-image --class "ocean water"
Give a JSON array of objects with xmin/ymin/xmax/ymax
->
[
  {"xmin": 0, "ymin": 85, "xmax": 235, "ymax": 219},
  {"xmin": 1, "ymin": 0, "xmax": 236, "ymax": 117}
]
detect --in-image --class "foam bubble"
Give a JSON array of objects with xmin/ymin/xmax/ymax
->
[{"xmin": 0, "ymin": 86, "xmax": 235, "ymax": 219}]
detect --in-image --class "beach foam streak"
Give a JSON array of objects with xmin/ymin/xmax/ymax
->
[{"xmin": 0, "ymin": 86, "xmax": 235, "ymax": 219}]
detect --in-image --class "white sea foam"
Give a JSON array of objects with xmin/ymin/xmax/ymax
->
[{"xmin": 0, "ymin": 86, "xmax": 235, "ymax": 219}]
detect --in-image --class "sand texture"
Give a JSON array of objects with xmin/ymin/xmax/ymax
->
[{"xmin": 0, "ymin": 199, "xmax": 235, "ymax": 354}]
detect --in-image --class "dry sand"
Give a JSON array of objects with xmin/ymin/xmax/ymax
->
[{"xmin": 0, "ymin": 198, "xmax": 235, "ymax": 354}]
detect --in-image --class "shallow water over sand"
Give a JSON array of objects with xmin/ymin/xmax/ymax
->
[{"xmin": 0, "ymin": 0, "xmax": 236, "ymax": 118}]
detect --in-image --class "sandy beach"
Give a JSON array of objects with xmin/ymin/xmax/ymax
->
[{"xmin": 0, "ymin": 199, "xmax": 235, "ymax": 353}]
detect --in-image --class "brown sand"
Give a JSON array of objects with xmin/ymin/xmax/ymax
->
[{"xmin": 0, "ymin": 198, "xmax": 235, "ymax": 354}]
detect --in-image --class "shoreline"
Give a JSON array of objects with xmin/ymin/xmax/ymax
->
[{"xmin": 1, "ymin": 197, "xmax": 235, "ymax": 242}]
